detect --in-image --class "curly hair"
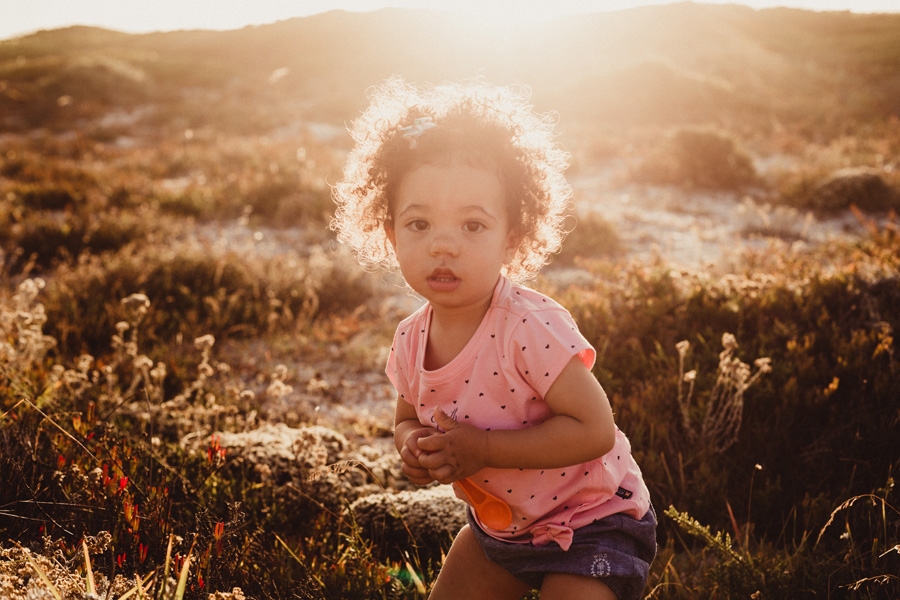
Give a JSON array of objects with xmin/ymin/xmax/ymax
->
[{"xmin": 331, "ymin": 78, "xmax": 572, "ymax": 282}]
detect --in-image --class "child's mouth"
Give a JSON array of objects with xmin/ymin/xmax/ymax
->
[{"xmin": 427, "ymin": 270, "xmax": 461, "ymax": 292}]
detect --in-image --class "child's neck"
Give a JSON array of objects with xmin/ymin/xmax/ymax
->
[{"xmin": 423, "ymin": 295, "xmax": 492, "ymax": 371}]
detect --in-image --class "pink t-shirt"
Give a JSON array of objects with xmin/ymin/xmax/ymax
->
[{"xmin": 387, "ymin": 276, "xmax": 651, "ymax": 550}]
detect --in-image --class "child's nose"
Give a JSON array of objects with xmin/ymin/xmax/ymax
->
[{"xmin": 428, "ymin": 231, "xmax": 459, "ymax": 256}]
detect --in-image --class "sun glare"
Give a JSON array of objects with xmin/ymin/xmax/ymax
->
[
  {"xmin": 439, "ymin": 4, "xmax": 531, "ymax": 40},
  {"xmin": 437, "ymin": 1, "xmax": 576, "ymax": 49},
  {"xmin": 431, "ymin": 0, "xmax": 678, "ymax": 49}
]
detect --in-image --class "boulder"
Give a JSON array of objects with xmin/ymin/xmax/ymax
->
[
  {"xmin": 349, "ymin": 485, "xmax": 466, "ymax": 557},
  {"xmin": 189, "ymin": 423, "xmax": 406, "ymax": 515}
]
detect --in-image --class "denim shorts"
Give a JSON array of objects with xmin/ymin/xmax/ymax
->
[{"xmin": 468, "ymin": 505, "xmax": 657, "ymax": 600}]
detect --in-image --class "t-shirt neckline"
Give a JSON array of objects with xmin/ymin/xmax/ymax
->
[{"xmin": 419, "ymin": 276, "xmax": 508, "ymax": 382}]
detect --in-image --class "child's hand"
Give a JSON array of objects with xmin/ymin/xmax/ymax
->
[
  {"xmin": 399, "ymin": 428, "xmax": 439, "ymax": 486},
  {"xmin": 416, "ymin": 408, "xmax": 488, "ymax": 484}
]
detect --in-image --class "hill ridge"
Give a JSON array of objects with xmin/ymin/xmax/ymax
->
[{"xmin": 1, "ymin": 4, "xmax": 898, "ymax": 133}]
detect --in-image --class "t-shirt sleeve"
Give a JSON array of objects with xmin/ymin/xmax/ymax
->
[
  {"xmin": 511, "ymin": 307, "xmax": 595, "ymax": 398},
  {"xmin": 385, "ymin": 325, "xmax": 413, "ymax": 405}
]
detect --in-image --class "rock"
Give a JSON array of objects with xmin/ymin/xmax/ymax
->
[
  {"xmin": 0, "ymin": 543, "xmax": 249, "ymax": 600},
  {"xmin": 0, "ymin": 545, "xmax": 119, "ymax": 599},
  {"xmin": 188, "ymin": 423, "xmax": 406, "ymax": 518},
  {"xmin": 349, "ymin": 485, "xmax": 466, "ymax": 557},
  {"xmin": 208, "ymin": 588, "xmax": 248, "ymax": 600},
  {"xmin": 213, "ymin": 423, "xmax": 349, "ymax": 483}
]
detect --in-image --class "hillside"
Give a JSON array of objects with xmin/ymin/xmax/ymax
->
[{"xmin": 1, "ymin": 3, "xmax": 899, "ymax": 136}]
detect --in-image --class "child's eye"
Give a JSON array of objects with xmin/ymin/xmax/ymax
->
[
  {"xmin": 406, "ymin": 219, "xmax": 429, "ymax": 232},
  {"xmin": 463, "ymin": 221, "xmax": 486, "ymax": 233}
]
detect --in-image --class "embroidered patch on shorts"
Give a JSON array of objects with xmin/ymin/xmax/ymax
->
[
  {"xmin": 590, "ymin": 552, "xmax": 611, "ymax": 577},
  {"xmin": 615, "ymin": 486, "xmax": 633, "ymax": 500}
]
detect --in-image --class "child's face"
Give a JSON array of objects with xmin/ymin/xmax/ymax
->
[{"xmin": 386, "ymin": 163, "xmax": 519, "ymax": 315}]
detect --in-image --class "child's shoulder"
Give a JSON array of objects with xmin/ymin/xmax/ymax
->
[
  {"xmin": 495, "ymin": 278, "xmax": 569, "ymax": 319},
  {"xmin": 493, "ymin": 279, "xmax": 591, "ymax": 361},
  {"xmin": 393, "ymin": 301, "xmax": 429, "ymax": 335}
]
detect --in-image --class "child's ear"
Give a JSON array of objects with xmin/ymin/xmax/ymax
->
[{"xmin": 503, "ymin": 229, "xmax": 522, "ymax": 264}]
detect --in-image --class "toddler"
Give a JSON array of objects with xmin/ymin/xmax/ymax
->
[{"xmin": 332, "ymin": 79, "xmax": 656, "ymax": 600}]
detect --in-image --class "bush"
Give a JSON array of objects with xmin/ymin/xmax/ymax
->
[
  {"xmin": 554, "ymin": 212, "xmax": 623, "ymax": 265},
  {"xmin": 547, "ymin": 227, "xmax": 900, "ymax": 541},
  {"xmin": 777, "ymin": 166, "xmax": 900, "ymax": 214},
  {"xmin": 41, "ymin": 242, "xmax": 380, "ymax": 358},
  {"xmin": 17, "ymin": 183, "xmax": 81, "ymax": 211},
  {"xmin": 632, "ymin": 126, "xmax": 759, "ymax": 190},
  {"xmin": 808, "ymin": 167, "xmax": 900, "ymax": 213},
  {"xmin": 3, "ymin": 211, "xmax": 148, "ymax": 274},
  {"xmin": 661, "ymin": 485, "xmax": 900, "ymax": 599}
]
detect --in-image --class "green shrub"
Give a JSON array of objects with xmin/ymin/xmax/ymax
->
[
  {"xmin": 17, "ymin": 182, "xmax": 81, "ymax": 211},
  {"xmin": 806, "ymin": 167, "xmax": 899, "ymax": 213},
  {"xmin": 546, "ymin": 227, "xmax": 900, "ymax": 541},
  {"xmin": 632, "ymin": 126, "xmax": 759, "ymax": 190},
  {"xmin": 4, "ymin": 211, "xmax": 148, "ymax": 274},
  {"xmin": 41, "ymin": 242, "xmax": 380, "ymax": 358},
  {"xmin": 554, "ymin": 212, "xmax": 623, "ymax": 265},
  {"xmin": 658, "ymin": 473, "xmax": 900, "ymax": 599},
  {"xmin": 154, "ymin": 187, "xmax": 216, "ymax": 218}
]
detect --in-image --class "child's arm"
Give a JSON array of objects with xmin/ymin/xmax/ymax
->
[
  {"xmin": 394, "ymin": 395, "xmax": 439, "ymax": 486},
  {"xmin": 416, "ymin": 356, "xmax": 617, "ymax": 484}
]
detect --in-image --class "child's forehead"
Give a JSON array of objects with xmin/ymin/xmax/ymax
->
[
  {"xmin": 400, "ymin": 162, "xmax": 504, "ymax": 196},
  {"xmin": 394, "ymin": 162, "xmax": 506, "ymax": 214},
  {"xmin": 386, "ymin": 148, "xmax": 515, "ymax": 219},
  {"xmin": 401, "ymin": 152, "xmax": 505, "ymax": 187}
]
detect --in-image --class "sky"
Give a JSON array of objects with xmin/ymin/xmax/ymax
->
[{"xmin": 2, "ymin": 0, "xmax": 900, "ymax": 41}]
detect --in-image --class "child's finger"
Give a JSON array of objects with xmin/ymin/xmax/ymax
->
[
  {"xmin": 403, "ymin": 465, "xmax": 434, "ymax": 485},
  {"xmin": 401, "ymin": 461, "xmax": 431, "ymax": 479},
  {"xmin": 415, "ymin": 433, "xmax": 446, "ymax": 453},
  {"xmin": 408, "ymin": 428, "xmax": 440, "ymax": 457},
  {"xmin": 416, "ymin": 449, "xmax": 445, "ymax": 470},
  {"xmin": 401, "ymin": 441, "xmax": 425, "ymax": 465},
  {"xmin": 433, "ymin": 407, "xmax": 458, "ymax": 431},
  {"xmin": 427, "ymin": 464, "xmax": 458, "ymax": 485}
]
